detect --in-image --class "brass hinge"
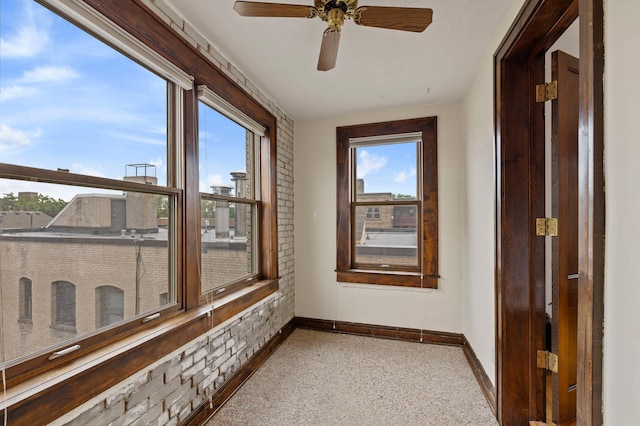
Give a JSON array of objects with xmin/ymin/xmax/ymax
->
[
  {"xmin": 537, "ymin": 350, "xmax": 559, "ymax": 373},
  {"xmin": 535, "ymin": 80, "xmax": 558, "ymax": 102},
  {"xmin": 536, "ymin": 217, "xmax": 558, "ymax": 236}
]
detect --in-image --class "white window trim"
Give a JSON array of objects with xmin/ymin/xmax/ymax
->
[
  {"xmin": 349, "ymin": 132, "xmax": 422, "ymax": 148},
  {"xmin": 197, "ymin": 85, "xmax": 266, "ymax": 137},
  {"xmin": 39, "ymin": 0, "xmax": 194, "ymax": 90}
]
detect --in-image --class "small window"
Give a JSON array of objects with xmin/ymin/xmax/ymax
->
[
  {"xmin": 96, "ymin": 286, "xmax": 124, "ymax": 328},
  {"xmin": 198, "ymin": 87, "xmax": 262, "ymax": 295},
  {"xmin": 19, "ymin": 277, "xmax": 33, "ymax": 321},
  {"xmin": 336, "ymin": 117, "xmax": 439, "ymax": 288},
  {"xmin": 51, "ymin": 281, "xmax": 76, "ymax": 330}
]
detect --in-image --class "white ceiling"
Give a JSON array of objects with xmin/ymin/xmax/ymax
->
[{"xmin": 164, "ymin": 0, "xmax": 516, "ymax": 120}]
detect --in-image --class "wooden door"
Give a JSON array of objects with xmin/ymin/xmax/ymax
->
[{"xmin": 550, "ymin": 49, "xmax": 579, "ymax": 425}]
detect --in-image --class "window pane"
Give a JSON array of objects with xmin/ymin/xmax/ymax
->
[
  {"xmin": 96, "ymin": 286, "xmax": 125, "ymax": 328},
  {"xmin": 0, "ymin": 179, "xmax": 173, "ymax": 363},
  {"xmin": 198, "ymin": 102, "xmax": 253, "ymax": 197},
  {"xmin": 201, "ymin": 201, "xmax": 256, "ymax": 293},
  {"xmin": 354, "ymin": 142, "xmax": 418, "ymax": 200},
  {"xmin": 0, "ymin": 1, "xmax": 168, "ymax": 184},
  {"xmin": 19, "ymin": 277, "xmax": 33, "ymax": 320},
  {"xmin": 354, "ymin": 204, "xmax": 418, "ymax": 267}
]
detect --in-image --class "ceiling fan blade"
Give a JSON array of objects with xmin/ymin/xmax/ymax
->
[
  {"xmin": 354, "ymin": 6, "xmax": 433, "ymax": 32},
  {"xmin": 234, "ymin": 1, "xmax": 318, "ymax": 18},
  {"xmin": 317, "ymin": 28, "xmax": 340, "ymax": 71}
]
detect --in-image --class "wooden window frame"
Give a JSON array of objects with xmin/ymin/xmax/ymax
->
[
  {"xmin": 0, "ymin": 0, "xmax": 279, "ymax": 422},
  {"xmin": 336, "ymin": 116, "xmax": 438, "ymax": 288}
]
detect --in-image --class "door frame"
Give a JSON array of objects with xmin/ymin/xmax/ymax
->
[{"xmin": 494, "ymin": 0, "xmax": 604, "ymax": 424}]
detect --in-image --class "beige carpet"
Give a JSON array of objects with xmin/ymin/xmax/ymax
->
[{"xmin": 208, "ymin": 329, "xmax": 497, "ymax": 426}]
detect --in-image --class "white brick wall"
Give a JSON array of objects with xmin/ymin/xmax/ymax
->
[{"xmin": 51, "ymin": 1, "xmax": 295, "ymax": 424}]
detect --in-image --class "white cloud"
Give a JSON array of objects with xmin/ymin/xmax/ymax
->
[
  {"xmin": 0, "ymin": 23, "xmax": 49, "ymax": 58},
  {"xmin": 0, "ymin": 124, "xmax": 34, "ymax": 152},
  {"xmin": 20, "ymin": 66, "xmax": 78, "ymax": 83},
  {"xmin": 0, "ymin": 85, "xmax": 39, "ymax": 102},
  {"xmin": 200, "ymin": 174, "xmax": 233, "ymax": 193},
  {"xmin": 357, "ymin": 150, "xmax": 387, "ymax": 178},
  {"xmin": 148, "ymin": 156, "xmax": 164, "ymax": 169},
  {"xmin": 112, "ymin": 132, "xmax": 166, "ymax": 147},
  {"xmin": 393, "ymin": 167, "xmax": 417, "ymax": 183},
  {"xmin": 71, "ymin": 163, "xmax": 106, "ymax": 177}
]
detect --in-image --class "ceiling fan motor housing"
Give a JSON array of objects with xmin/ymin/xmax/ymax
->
[{"xmin": 315, "ymin": 0, "xmax": 358, "ymax": 26}]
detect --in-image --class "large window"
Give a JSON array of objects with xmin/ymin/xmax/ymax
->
[
  {"xmin": 336, "ymin": 117, "xmax": 439, "ymax": 288},
  {"xmin": 0, "ymin": 0, "xmax": 278, "ymax": 419}
]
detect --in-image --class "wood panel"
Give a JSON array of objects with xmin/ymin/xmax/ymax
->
[
  {"xmin": 551, "ymin": 50, "xmax": 580, "ymax": 424},
  {"xmin": 577, "ymin": 0, "xmax": 605, "ymax": 424},
  {"xmin": 495, "ymin": 0, "xmax": 604, "ymax": 424},
  {"xmin": 295, "ymin": 317, "xmax": 464, "ymax": 346}
]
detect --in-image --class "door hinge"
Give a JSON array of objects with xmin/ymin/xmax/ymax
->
[
  {"xmin": 535, "ymin": 80, "xmax": 558, "ymax": 102},
  {"xmin": 536, "ymin": 217, "xmax": 558, "ymax": 236},
  {"xmin": 537, "ymin": 350, "xmax": 559, "ymax": 373}
]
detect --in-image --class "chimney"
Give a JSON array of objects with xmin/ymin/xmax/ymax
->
[
  {"xmin": 230, "ymin": 171, "xmax": 248, "ymax": 237},
  {"xmin": 356, "ymin": 179, "xmax": 365, "ymax": 195},
  {"xmin": 211, "ymin": 183, "xmax": 233, "ymax": 239},
  {"xmin": 124, "ymin": 164, "xmax": 158, "ymax": 233}
]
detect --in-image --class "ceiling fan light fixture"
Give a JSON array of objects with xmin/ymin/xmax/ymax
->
[{"xmin": 327, "ymin": 8, "xmax": 345, "ymax": 29}]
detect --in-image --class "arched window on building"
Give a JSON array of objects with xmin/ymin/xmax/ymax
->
[
  {"xmin": 19, "ymin": 277, "xmax": 32, "ymax": 321},
  {"xmin": 51, "ymin": 281, "xmax": 76, "ymax": 330},
  {"xmin": 159, "ymin": 292, "xmax": 169, "ymax": 307},
  {"xmin": 96, "ymin": 286, "xmax": 124, "ymax": 328}
]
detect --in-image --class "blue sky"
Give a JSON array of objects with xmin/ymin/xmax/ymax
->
[
  {"xmin": 0, "ymin": 0, "xmax": 247, "ymax": 201},
  {"xmin": 356, "ymin": 142, "xmax": 418, "ymax": 197}
]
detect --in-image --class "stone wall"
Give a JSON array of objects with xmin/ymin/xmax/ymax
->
[{"xmin": 48, "ymin": 0, "xmax": 296, "ymax": 424}]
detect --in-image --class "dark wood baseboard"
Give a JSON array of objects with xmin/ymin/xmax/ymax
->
[
  {"xmin": 295, "ymin": 317, "xmax": 465, "ymax": 346},
  {"xmin": 184, "ymin": 317, "xmax": 496, "ymax": 424},
  {"xmin": 182, "ymin": 317, "xmax": 296, "ymax": 426},
  {"xmin": 462, "ymin": 336, "xmax": 497, "ymax": 416}
]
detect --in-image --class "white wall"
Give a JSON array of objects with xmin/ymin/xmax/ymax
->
[
  {"xmin": 459, "ymin": 0, "xmax": 526, "ymax": 385},
  {"xmin": 295, "ymin": 103, "xmax": 464, "ymax": 332},
  {"xmin": 603, "ymin": 1, "xmax": 640, "ymax": 423}
]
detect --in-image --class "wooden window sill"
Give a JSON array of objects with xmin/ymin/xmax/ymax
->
[
  {"xmin": 336, "ymin": 269, "xmax": 438, "ymax": 289},
  {"xmin": 1, "ymin": 279, "xmax": 278, "ymax": 426}
]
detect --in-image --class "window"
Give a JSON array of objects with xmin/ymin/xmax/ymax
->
[
  {"xmin": 197, "ymin": 86, "xmax": 265, "ymax": 297},
  {"xmin": 96, "ymin": 286, "xmax": 125, "ymax": 328},
  {"xmin": 366, "ymin": 207, "xmax": 381, "ymax": 219},
  {"xmin": 336, "ymin": 117, "xmax": 439, "ymax": 288},
  {"xmin": 19, "ymin": 277, "xmax": 33, "ymax": 321},
  {"xmin": 51, "ymin": 281, "xmax": 76, "ymax": 330},
  {"xmin": 0, "ymin": 0, "xmax": 181, "ymax": 366}
]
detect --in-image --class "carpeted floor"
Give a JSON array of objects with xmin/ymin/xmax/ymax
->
[{"xmin": 208, "ymin": 329, "xmax": 497, "ymax": 426}]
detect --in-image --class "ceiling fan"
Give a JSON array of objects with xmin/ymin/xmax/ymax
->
[{"xmin": 233, "ymin": 0, "xmax": 433, "ymax": 71}]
